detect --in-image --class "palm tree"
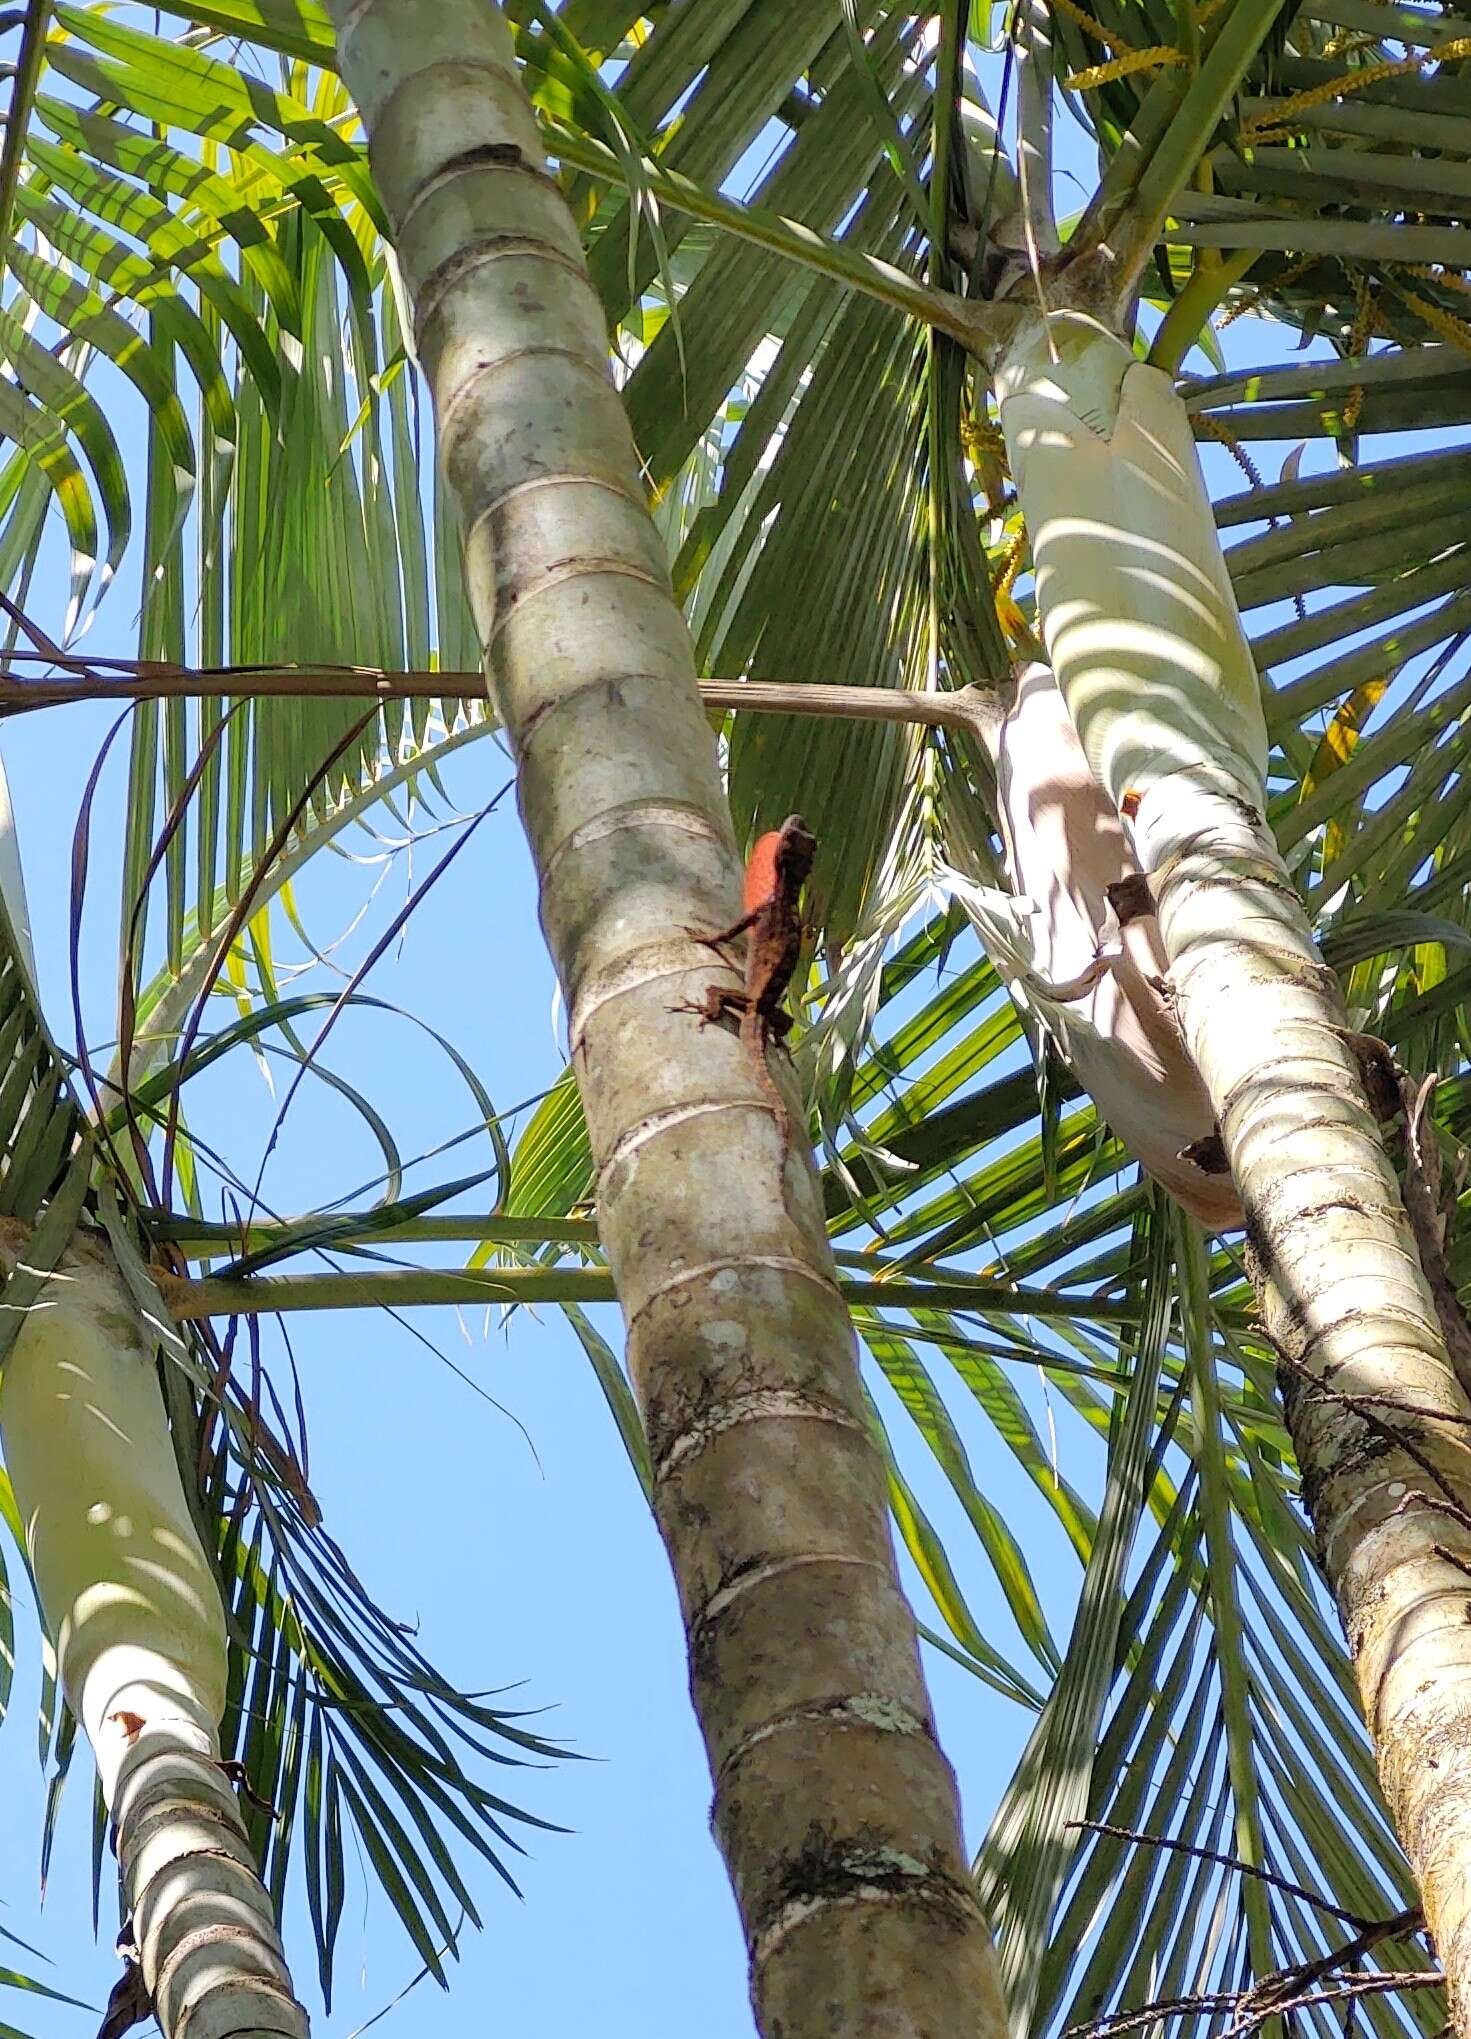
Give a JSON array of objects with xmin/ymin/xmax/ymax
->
[
  {"xmin": 319, "ymin": 2, "xmax": 1010, "ymax": 2028},
  {"xmin": 4, "ymin": 1, "xmax": 1471, "ymax": 2036}
]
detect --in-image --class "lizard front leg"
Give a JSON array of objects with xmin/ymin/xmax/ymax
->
[{"xmin": 682, "ymin": 909, "xmax": 759, "ymax": 954}]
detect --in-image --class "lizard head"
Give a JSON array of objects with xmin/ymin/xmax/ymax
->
[{"xmin": 775, "ymin": 814, "xmax": 817, "ymax": 890}]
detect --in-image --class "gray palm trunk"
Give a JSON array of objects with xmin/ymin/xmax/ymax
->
[
  {"xmin": 994, "ymin": 296, "xmax": 1471, "ymax": 2026},
  {"xmin": 324, "ymin": 1, "xmax": 1008, "ymax": 2031}
]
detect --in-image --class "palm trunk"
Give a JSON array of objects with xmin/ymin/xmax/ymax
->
[
  {"xmin": 324, "ymin": 4, "xmax": 1007, "ymax": 2032},
  {"xmin": 0, "ymin": 1225, "xmax": 308, "ymax": 2039},
  {"xmin": 997, "ymin": 304, "xmax": 1471, "ymax": 2021}
]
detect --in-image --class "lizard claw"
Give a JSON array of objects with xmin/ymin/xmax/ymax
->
[
  {"xmin": 670, "ymin": 997, "xmax": 725, "ymax": 1029},
  {"xmin": 672, "ymin": 984, "xmax": 748, "ymax": 1030}
]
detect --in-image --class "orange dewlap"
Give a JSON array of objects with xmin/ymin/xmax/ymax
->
[{"xmin": 743, "ymin": 830, "xmax": 783, "ymax": 913}]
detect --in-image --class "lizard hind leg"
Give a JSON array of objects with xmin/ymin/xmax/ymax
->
[{"xmin": 671, "ymin": 985, "xmax": 750, "ymax": 1028}]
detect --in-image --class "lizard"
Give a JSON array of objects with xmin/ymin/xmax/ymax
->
[{"xmin": 680, "ymin": 813, "xmax": 817, "ymax": 1198}]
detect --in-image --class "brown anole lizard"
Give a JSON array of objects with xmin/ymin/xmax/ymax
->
[{"xmin": 681, "ymin": 813, "xmax": 817, "ymax": 1195}]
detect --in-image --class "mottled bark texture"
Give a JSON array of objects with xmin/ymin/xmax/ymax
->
[
  {"xmin": 0, "ymin": 1226, "xmax": 308, "ymax": 2039},
  {"xmin": 324, "ymin": 3, "xmax": 1008, "ymax": 2031},
  {"xmin": 998, "ymin": 305, "xmax": 1471, "ymax": 2024}
]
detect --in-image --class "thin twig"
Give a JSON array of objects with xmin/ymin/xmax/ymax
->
[
  {"xmin": 1068, "ymin": 1820, "xmax": 1397, "ymax": 1930},
  {"xmin": 1273, "ymin": 1342, "xmax": 1471, "ymax": 1537},
  {"xmin": 1221, "ymin": 1973, "xmax": 1443, "ymax": 2039},
  {"xmin": 1068, "ymin": 1969, "xmax": 1442, "ymax": 2039}
]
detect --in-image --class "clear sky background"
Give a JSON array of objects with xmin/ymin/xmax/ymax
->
[{"xmin": 0, "ymin": 33, "xmax": 1396, "ymax": 2039}]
